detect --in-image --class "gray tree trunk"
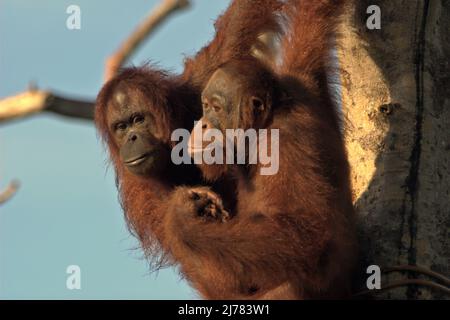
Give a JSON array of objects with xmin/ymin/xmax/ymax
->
[{"xmin": 338, "ymin": 0, "xmax": 450, "ymax": 299}]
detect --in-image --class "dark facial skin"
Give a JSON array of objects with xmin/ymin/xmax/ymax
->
[
  {"xmin": 202, "ymin": 67, "xmax": 267, "ymax": 132},
  {"xmin": 201, "ymin": 68, "xmax": 242, "ymax": 132},
  {"xmin": 187, "ymin": 64, "xmax": 272, "ymax": 182},
  {"xmin": 107, "ymin": 88, "xmax": 169, "ymax": 176},
  {"xmin": 188, "ymin": 66, "xmax": 268, "ymax": 155}
]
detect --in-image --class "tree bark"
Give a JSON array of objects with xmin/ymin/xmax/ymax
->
[{"xmin": 339, "ymin": 0, "xmax": 450, "ymax": 299}]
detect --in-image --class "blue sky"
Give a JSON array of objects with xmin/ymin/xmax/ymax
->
[{"xmin": 0, "ymin": 0, "xmax": 229, "ymax": 299}]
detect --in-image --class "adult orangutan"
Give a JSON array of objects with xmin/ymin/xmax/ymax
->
[{"xmin": 95, "ymin": 0, "xmax": 284, "ymax": 297}]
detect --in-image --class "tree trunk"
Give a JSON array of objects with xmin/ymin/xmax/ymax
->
[{"xmin": 338, "ymin": 0, "xmax": 450, "ymax": 299}]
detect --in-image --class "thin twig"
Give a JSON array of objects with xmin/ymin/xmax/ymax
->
[
  {"xmin": 0, "ymin": 180, "xmax": 20, "ymax": 205},
  {"xmin": 0, "ymin": 0, "xmax": 191, "ymax": 124},
  {"xmin": 353, "ymin": 279, "xmax": 450, "ymax": 297},
  {"xmin": 104, "ymin": 0, "xmax": 190, "ymax": 81},
  {"xmin": 383, "ymin": 265, "xmax": 450, "ymax": 287}
]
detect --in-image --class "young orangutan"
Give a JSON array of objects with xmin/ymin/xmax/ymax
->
[{"xmin": 164, "ymin": 0, "xmax": 357, "ymax": 299}]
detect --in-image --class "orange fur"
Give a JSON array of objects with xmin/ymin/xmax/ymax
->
[
  {"xmin": 164, "ymin": 0, "xmax": 357, "ymax": 299},
  {"xmin": 95, "ymin": 0, "xmax": 284, "ymax": 286}
]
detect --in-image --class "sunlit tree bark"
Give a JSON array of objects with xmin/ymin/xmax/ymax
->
[{"xmin": 339, "ymin": 0, "xmax": 450, "ymax": 299}]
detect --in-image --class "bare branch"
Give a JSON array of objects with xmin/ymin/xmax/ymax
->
[
  {"xmin": 0, "ymin": 0, "xmax": 193, "ymax": 203},
  {"xmin": 0, "ymin": 180, "xmax": 20, "ymax": 205},
  {"xmin": 104, "ymin": 0, "xmax": 190, "ymax": 81},
  {"xmin": 0, "ymin": 0, "xmax": 191, "ymax": 124},
  {"xmin": 0, "ymin": 90, "xmax": 94, "ymax": 123},
  {"xmin": 0, "ymin": 90, "xmax": 50, "ymax": 122},
  {"xmin": 45, "ymin": 95, "xmax": 94, "ymax": 120}
]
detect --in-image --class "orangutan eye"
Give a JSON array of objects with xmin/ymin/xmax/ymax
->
[
  {"xmin": 251, "ymin": 97, "xmax": 264, "ymax": 111},
  {"xmin": 115, "ymin": 122, "xmax": 127, "ymax": 131},
  {"xmin": 133, "ymin": 114, "xmax": 145, "ymax": 124}
]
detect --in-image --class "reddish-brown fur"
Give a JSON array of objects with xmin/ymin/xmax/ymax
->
[
  {"xmin": 164, "ymin": 0, "xmax": 357, "ymax": 299},
  {"xmin": 95, "ymin": 0, "xmax": 284, "ymax": 285},
  {"xmin": 95, "ymin": 68, "xmax": 201, "ymax": 267},
  {"xmin": 183, "ymin": 0, "xmax": 283, "ymax": 89}
]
